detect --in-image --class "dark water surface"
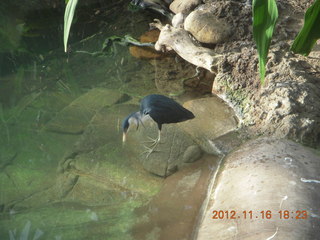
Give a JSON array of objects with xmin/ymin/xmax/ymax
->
[{"xmin": 0, "ymin": 1, "xmax": 214, "ymax": 239}]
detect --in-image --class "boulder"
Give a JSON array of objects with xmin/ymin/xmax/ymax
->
[
  {"xmin": 181, "ymin": 96, "xmax": 239, "ymax": 154},
  {"xmin": 169, "ymin": 0, "xmax": 201, "ymax": 15},
  {"xmin": 184, "ymin": 7, "xmax": 232, "ymax": 44},
  {"xmin": 195, "ymin": 138, "xmax": 320, "ymax": 240},
  {"xmin": 136, "ymin": 123, "xmax": 203, "ymax": 177}
]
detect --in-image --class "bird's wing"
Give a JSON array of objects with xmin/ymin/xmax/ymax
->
[{"xmin": 142, "ymin": 107, "xmax": 151, "ymax": 116}]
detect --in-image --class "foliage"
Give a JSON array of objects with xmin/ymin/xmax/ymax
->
[
  {"xmin": 290, "ymin": 0, "xmax": 320, "ymax": 55},
  {"xmin": 253, "ymin": 0, "xmax": 320, "ymax": 84},
  {"xmin": 63, "ymin": 0, "xmax": 78, "ymax": 52},
  {"xmin": 252, "ymin": 0, "xmax": 278, "ymax": 84}
]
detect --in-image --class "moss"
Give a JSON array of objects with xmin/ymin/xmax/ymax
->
[{"xmin": 219, "ymin": 76, "xmax": 249, "ymax": 114}]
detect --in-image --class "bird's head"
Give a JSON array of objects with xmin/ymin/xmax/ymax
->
[{"xmin": 122, "ymin": 111, "xmax": 143, "ymax": 142}]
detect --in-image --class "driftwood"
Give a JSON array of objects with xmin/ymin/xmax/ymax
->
[{"xmin": 150, "ymin": 19, "xmax": 221, "ymax": 73}]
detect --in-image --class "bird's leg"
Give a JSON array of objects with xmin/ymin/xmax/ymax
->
[
  {"xmin": 141, "ymin": 144, "xmax": 160, "ymax": 158},
  {"xmin": 144, "ymin": 130, "xmax": 162, "ymax": 146},
  {"xmin": 142, "ymin": 130, "xmax": 161, "ymax": 158}
]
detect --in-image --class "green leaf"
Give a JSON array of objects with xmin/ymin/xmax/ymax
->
[
  {"xmin": 291, "ymin": 0, "xmax": 320, "ymax": 55},
  {"xmin": 63, "ymin": 0, "xmax": 78, "ymax": 52},
  {"xmin": 252, "ymin": 0, "xmax": 278, "ymax": 84}
]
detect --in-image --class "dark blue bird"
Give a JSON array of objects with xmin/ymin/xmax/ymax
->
[{"xmin": 122, "ymin": 94, "xmax": 195, "ymax": 147}]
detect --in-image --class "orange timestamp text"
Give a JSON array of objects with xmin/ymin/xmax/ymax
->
[{"xmin": 212, "ymin": 210, "xmax": 308, "ymax": 220}]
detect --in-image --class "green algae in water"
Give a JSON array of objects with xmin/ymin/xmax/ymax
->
[
  {"xmin": 1, "ymin": 200, "xmax": 142, "ymax": 240},
  {"xmin": 0, "ymin": 1, "xmax": 167, "ymax": 239}
]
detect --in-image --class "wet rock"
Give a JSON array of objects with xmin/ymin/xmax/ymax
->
[
  {"xmin": 184, "ymin": 6, "xmax": 232, "ymax": 44},
  {"xmin": 133, "ymin": 155, "xmax": 219, "ymax": 240},
  {"xmin": 0, "ymin": 127, "xmax": 78, "ymax": 209},
  {"xmin": 139, "ymin": 29, "xmax": 160, "ymax": 42},
  {"xmin": 44, "ymin": 88, "xmax": 125, "ymax": 134},
  {"xmin": 181, "ymin": 96, "xmax": 238, "ymax": 154},
  {"xmin": 133, "ymin": 122, "xmax": 202, "ymax": 177},
  {"xmin": 70, "ymin": 104, "xmax": 139, "ymax": 154},
  {"xmin": 151, "ymin": 57, "xmax": 194, "ymax": 95},
  {"xmin": 195, "ymin": 138, "xmax": 320, "ymax": 240},
  {"xmin": 206, "ymin": 129, "xmax": 248, "ymax": 155},
  {"xmin": 183, "ymin": 145, "xmax": 202, "ymax": 163},
  {"xmin": 169, "ymin": 0, "xmax": 201, "ymax": 14},
  {"xmin": 129, "ymin": 46, "xmax": 164, "ymax": 59}
]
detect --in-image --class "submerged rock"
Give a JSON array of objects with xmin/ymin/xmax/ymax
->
[
  {"xmin": 139, "ymin": 29, "xmax": 160, "ymax": 43},
  {"xmin": 129, "ymin": 29, "xmax": 166, "ymax": 59},
  {"xmin": 195, "ymin": 138, "xmax": 320, "ymax": 240},
  {"xmin": 150, "ymin": 56, "xmax": 215, "ymax": 96},
  {"xmin": 44, "ymin": 88, "xmax": 125, "ymax": 134},
  {"xmin": 129, "ymin": 46, "xmax": 164, "ymax": 59}
]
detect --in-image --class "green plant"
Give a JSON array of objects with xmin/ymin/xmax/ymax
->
[
  {"xmin": 253, "ymin": 0, "xmax": 320, "ymax": 84},
  {"xmin": 64, "ymin": 0, "xmax": 78, "ymax": 52},
  {"xmin": 252, "ymin": 0, "xmax": 278, "ymax": 84},
  {"xmin": 290, "ymin": 0, "xmax": 320, "ymax": 55}
]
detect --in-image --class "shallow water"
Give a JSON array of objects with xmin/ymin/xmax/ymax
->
[{"xmin": 0, "ymin": 1, "xmax": 215, "ymax": 239}]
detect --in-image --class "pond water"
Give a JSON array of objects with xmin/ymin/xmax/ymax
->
[{"xmin": 0, "ymin": 1, "xmax": 217, "ymax": 239}]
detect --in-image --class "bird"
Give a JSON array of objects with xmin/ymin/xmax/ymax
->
[
  {"xmin": 122, "ymin": 94, "xmax": 195, "ymax": 155},
  {"xmin": 130, "ymin": 0, "xmax": 174, "ymax": 19}
]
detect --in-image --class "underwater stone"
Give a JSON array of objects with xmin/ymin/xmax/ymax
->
[{"xmin": 44, "ymin": 88, "xmax": 124, "ymax": 134}]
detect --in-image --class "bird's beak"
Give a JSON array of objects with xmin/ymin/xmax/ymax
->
[{"xmin": 122, "ymin": 132, "xmax": 127, "ymax": 143}]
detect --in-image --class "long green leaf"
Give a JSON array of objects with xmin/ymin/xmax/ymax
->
[
  {"xmin": 64, "ymin": 0, "xmax": 78, "ymax": 52},
  {"xmin": 252, "ymin": 0, "xmax": 278, "ymax": 84},
  {"xmin": 291, "ymin": 0, "xmax": 320, "ymax": 55}
]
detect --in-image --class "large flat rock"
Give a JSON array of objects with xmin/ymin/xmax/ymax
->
[
  {"xmin": 44, "ymin": 88, "xmax": 125, "ymax": 134},
  {"xmin": 195, "ymin": 138, "xmax": 320, "ymax": 240}
]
